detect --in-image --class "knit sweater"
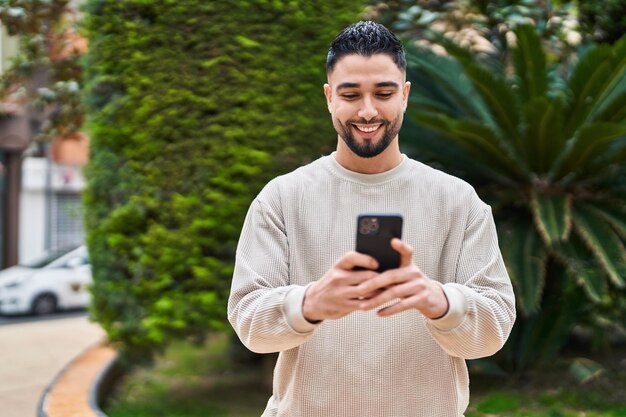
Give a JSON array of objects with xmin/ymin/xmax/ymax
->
[{"xmin": 228, "ymin": 153, "xmax": 516, "ymax": 417}]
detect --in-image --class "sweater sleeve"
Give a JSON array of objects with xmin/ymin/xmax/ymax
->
[
  {"xmin": 227, "ymin": 197, "xmax": 320, "ymax": 354},
  {"xmin": 424, "ymin": 204, "xmax": 516, "ymax": 359}
]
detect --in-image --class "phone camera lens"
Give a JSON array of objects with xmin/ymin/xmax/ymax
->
[{"xmin": 359, "ymin": 217, "xmax": 379, "ymax": 235}]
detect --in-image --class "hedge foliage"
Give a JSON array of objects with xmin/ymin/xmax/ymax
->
[
  {"xmin": 83, "ymin": 0, "xmax": 364, "ymax": 360},
  {"xmin": 578, "ymin": 0, "xmax": 626, "ymax": 44}
]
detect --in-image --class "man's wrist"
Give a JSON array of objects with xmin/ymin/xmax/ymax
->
[
  {"xmin": 426, "ymin": 286, "xmax": 450, "ymax": 320},
  {"xmin": 302, "ymin": 284, "xmax": 322, "ymax": 323},
  {"xmin": 284, "ymin": 285, "xmax": 320, "ymax": 333},
  {"xmin": 427, "ymin": 284, "xmax": 468, "ymax": 331}
]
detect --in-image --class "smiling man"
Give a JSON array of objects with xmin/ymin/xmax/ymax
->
[{"xmin": 228, "ymin": 21, "xmax": 516, "ymax": 417}]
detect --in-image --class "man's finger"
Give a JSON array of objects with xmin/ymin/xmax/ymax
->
[
  {"xmin": 391, "ymin": 238, "xmax": 413, "ymax": 267},
  {"xmin": 336, "ymin": 251, "xmax": 379, "ymax": 271},
  {"xmin": 340, "ymin": 269, "xmax": 379, "ymax": 286},
  {"xmin": 359, "ymin": 279, "xmax": 418, "ymax": 310},
  {"xmin": 377, "ymin": 298, "xmax": 413, "ymax": 316},
  {"xmin": 358, "ymin": 266, "xmax": 420, "ymax": 297}
]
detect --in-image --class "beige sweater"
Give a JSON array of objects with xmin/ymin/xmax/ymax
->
[{"xmin": 228, "ymin": 154, "xmax": 516, "ymax": 417}]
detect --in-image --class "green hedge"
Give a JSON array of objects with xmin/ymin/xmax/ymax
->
[
  {"xmin": 578, "ymin": 0, "xmax": 626, "ymax": 44},
  {"xmin": 83, "ymin": 0, "xmax": 364, "ymax": 360}
]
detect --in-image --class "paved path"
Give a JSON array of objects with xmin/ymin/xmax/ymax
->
[{"xmin": 0, "ymin": 313, "xmax": 105, "ymax": 417}]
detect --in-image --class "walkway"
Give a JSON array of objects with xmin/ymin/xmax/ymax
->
[{"xmin": 0, "ymin": 313, "xmax": 105, "ymax": 417}]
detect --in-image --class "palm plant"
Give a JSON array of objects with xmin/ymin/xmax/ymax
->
[{"xmin": 403, "ymin": 25, "xmax": 626, "ymax": 369}]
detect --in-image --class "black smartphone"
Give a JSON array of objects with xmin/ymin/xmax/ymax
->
[{"xmin": 355, "ymin": 213, "xmax": 403, "ymax": 272}]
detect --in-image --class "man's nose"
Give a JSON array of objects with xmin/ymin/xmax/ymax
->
[{"xmin": 358, "ymin": 97, "xmax": 378, "ymax": 120}]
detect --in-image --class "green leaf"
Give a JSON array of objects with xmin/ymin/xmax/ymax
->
[
  {"xmin": 462, "ymin": 62, "xmax": 522, "ymax": 151},
  {"xmin": 591, "ymin": 90, "xmax": 626, "ymax": 123},
  {"xmin": 565, "ymin": 42, "xmax": 626, "ymax": 136},
  {"xmin": 522, "ymin": 96, "xmax": 566, "ymax": 173},
  {"xmin": 512, "ymin": 25, "xmax": 548, "ymax": 101},
  {"xmin": 405, "ymin": 47, "xmax": 487, "ymax": 120},
  {"xmin": 530, "ymin": 192, "xmax": 572, "ymax": 245},
  {"xmin": 583, "ymin": 203, "xmax": 626, "ymax": 239},
  {"xmin": 499, "ymin": 217, "xmax": 547, "ymax": 314},
  {"xmin": 588, "ymin": 37, "xmax": 626, "ymax": 123},
  {"xmin": 556, "ymin": 234, "xmax": 607, "ymax": 302},
  {"xmin": 235, "ymin": 35, "xmax": 260, "ymax": 48},
  {"xmin": 503, "ymin": 266, "xmax": 583, "ymax": 369},
  {"xmin": 409, "ymin": 111, "xmax": 526, "ymax": 183},
  {"xmin": 550, "ymin": 123, "xmax": 626, "ymax": 181},
  {"xmin": 572, "ymin": 205, "xmax": 626, "ymax": 287},
  {"xmin": 426, "ymin": 38, "xmax": 522, "ymax": 150},
  {"xmin": 569, "ymin": 357, "xmax": 605, "ymax": 384}
]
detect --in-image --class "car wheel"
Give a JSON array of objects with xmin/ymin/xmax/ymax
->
[{"xmin": 31, "ymin": 293, "xmax": 58, "ymax": 315}]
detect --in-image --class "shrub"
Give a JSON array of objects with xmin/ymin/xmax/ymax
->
[
  {"xmin": 403, "ymin": 26, "xmax": 626, "ymax": 369},
  {"xmin": 83, "ymin": 0, "xmax": 364, "ymax": 361}
]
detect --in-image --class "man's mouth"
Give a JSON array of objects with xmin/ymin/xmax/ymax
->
[{"xmin": 352, "ymin": 123, "xmax": 383, "ymax": 133}]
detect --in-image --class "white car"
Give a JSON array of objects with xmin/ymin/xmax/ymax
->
[{"xmin": 0, "ymin": 246, "xmax": 92, "ymax": 315}]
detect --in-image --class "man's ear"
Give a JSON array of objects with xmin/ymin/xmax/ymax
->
[
  {"xmin": 324, "ymin": 83, "xmax": 332, "ymax": 112},
  {"xmin": 403, "ymin": 81, "xmax": 411, "ymax": 111}
]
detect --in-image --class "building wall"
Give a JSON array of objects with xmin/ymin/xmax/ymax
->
[
  {"xmin": 19, "ymin": 157, "xmax": 86, "ymax": 264},
  {"xmin": 2, "ymin": 14, "xmax": 89, "ymax": 268},
  {"xmin": 1, "ymin": 24, "xmax": 19, "ymax": 76}
]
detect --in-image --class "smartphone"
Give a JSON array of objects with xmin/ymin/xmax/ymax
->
[{"xmin": 355, "ymin": 213, "xmax": 403, "ymax": 272}]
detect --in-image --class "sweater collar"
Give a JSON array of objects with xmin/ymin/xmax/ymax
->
[{"xmin": 324, "ymin": 152, "xmax": 410, "ymax": 185}]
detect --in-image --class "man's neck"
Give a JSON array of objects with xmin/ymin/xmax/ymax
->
[{"xmin": 334, "ymin": 139, "xmax": 403, "ymax": 174}]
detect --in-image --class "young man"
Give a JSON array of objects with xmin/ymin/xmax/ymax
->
[{"xmin": 228, "ymin": 21, "xmax": 515, "ymax": 417}]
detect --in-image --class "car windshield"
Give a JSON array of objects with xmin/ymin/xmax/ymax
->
[{"xmin": 19, "ymin": 248, "xmax": 78, "ymax": 269}]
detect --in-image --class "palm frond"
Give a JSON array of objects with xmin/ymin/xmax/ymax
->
[
  {"xmin": 499, "ymin": 216, "xmax": 547, "ymax": 314},
  {"xmin": 512, "ymin": 25, "xmax": 548, "ymax": 102},
  {"xmin": 572, "ymin": 205, "xmax": 626, "ymax": 288},
  {"xmin": 424, "ymin": 39, "xmax": 524, "ymax": 154},
  {"xmin": 461, "ymin": 63, "xmax": 523, "ymax": 154},
  {"xmin": 549, "ymin": 123, "xmax": 626, "ymax": 181},
  {"xmin": 573, "ymin": 137, "xmax": 626, "ymax": 182},
  {"xmin": 530, "ymin": 192, "xmax": 572, "ymax": 245},
  {"xmin": 578, "ymin": 202, "xmax": 626, "ymax": 240},
  {"xmin": 591, "ymin": 90, "xmax": 626, "ymax": 123},
  {"xmin": 522, "ymin": 96, "xmax": 566, "ymax": 173},
  {"xmin": 405, "ymin": 46, "xmax": 487, "ymax": 120},
  {"xmin": 588, "ymin": 37, "xmax": 626, "ymax": 123},
  {"xmin": 565, "ymin": 39, "xmax": 626, "ymax": 136},
  {"xmin": 556, "ymin": 234, "xmax": 607, "ymax": 303},
  {"xmin": 409, "ymin": 110, "xmax": 527, "ymax": 184}
]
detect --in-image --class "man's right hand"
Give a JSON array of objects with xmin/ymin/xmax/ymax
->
[{"xmin": 302, "ymin": 251, "xmax": 379, "ymax": 322}]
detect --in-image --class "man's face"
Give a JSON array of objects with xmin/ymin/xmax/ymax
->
[{"xmin": 324, "ymin": 53, "xmax": 410, "ymax": 158}]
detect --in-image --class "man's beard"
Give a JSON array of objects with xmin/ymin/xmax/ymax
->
[{"xmin": 335, "ymin": 115, "xmax": 402, "ymax": 158}]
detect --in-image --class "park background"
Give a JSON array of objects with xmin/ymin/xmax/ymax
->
[{"xmin": 1, "ymin": 0, "xmax": 625, "ymax": 416}]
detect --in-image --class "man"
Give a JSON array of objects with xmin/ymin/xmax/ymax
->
[{"xmin": 228, "ymin": 21, "xmax": 515, "ymax": 417}]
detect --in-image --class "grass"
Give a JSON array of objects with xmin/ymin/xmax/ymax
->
[
  {"xmin": 104, "ymin": 333, "xmax": 269, "ymax": 417},
  {"xmin": 466, "ymin": 347, "xmax": 626, "ymax": 417},
  {"xmin": 105, "ymin": 334, "xmax": 626, "ymax": 417}
]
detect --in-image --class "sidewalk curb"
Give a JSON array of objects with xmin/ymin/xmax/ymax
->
[{"xmin": 37, "ymin": 340, "xmax": 122, "ymax": 417}]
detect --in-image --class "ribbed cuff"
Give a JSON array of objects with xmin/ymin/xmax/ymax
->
[
  {"xmin": 284, "ymin": 284, "xmax": 321, "ymax": 334},
  {"xmin": 428, "ymin": 284, "xmax": 468, "ymax": 331}
]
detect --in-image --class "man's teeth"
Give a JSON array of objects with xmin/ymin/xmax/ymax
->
[{"xmin": 355, "ymin": 124, "xmax": 381, "ymax": 133}]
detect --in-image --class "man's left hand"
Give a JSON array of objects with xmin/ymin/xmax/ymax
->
[{"xmin": 357, "ymin": 238, "xmax": 449, "ymax": 319}]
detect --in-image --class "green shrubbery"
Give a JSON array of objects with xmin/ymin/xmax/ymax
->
[
  {"xmin": 403, "ymin": 27, "xmax": 626, "ymax": 369},
  {"xmin": 578, "ymin": 0, "xmax": 626, "ymax": 44},
  {"xmin": 83, "ymin": 0, "xmax": 364, "ymax": 360}
]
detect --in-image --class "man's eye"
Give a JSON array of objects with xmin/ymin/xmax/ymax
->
[
  {"xmin": 377, "ymin": 92, "xmax": 394, "ymax": 99},
  {"xmin": 341, "ymin": 94, "xmax": 359, "ymax": 100}
]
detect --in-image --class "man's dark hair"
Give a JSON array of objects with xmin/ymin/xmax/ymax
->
[{"xmin": 326, "ymin": 21, "xmax": 406, "ymax": 73}]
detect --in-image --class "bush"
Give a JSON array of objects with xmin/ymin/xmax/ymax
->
[
  {"xmin": 83, "ymin": 0, "xmax": 364, "ymax": 361},
  {"xmin": 578, "ymin": 0, "xmax": 626, "ymax": 44},
  {"xmin": 402, "ymin": 27, "xmax": 626, "ymax": 369}
]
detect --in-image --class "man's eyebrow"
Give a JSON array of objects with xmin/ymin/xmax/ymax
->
[
  {"xmin": 335, "ymin": 81, "xmax": 400, "ymax": 90},
  {"xmin": 336, "ymin": 82, "xmax": 360, "ymax": 90},
  {"xmin": 376, "ymin": 81, "xmax": 400, "ymax": 88}
]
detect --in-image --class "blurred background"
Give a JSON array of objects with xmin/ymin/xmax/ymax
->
[{"xmin": 0, "ymin": 1, "xmax": 625, "ymax": 416}]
